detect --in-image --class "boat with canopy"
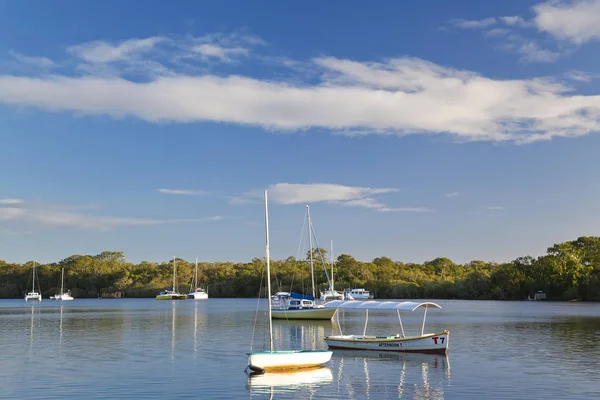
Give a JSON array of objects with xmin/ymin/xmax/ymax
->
[{"xmin": 323, "ymin": 300, "xmax": 449, "ymax": 354}]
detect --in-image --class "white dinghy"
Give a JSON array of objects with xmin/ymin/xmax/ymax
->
[
  {"xmin": 324, "ymin": 300, "xmax": 449, "ymax": 354},
  {"xmin": 246, "ymin": 190, "xmax": 333, "ymax": 374}
]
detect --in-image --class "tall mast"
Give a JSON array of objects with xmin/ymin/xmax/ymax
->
[
  {"xmin": 194, "ymin": 257, "xmax": 198, "ymax": 289},
  {"xmin": 307, "ymin": 205, "xmax": 316, "ymax": 299},
  {"xmin": 60, "ymin": 267, "xmax": 64, "ymax": 295},
  {"xmin": 264, "ymin": 190, "xmax": 274, "ymax": 352},
  {"xmin": 32, "ymin": 262, "xmax": 36, "ymax": 292},
  {"xmin": 173, "ymin": 256, "xmax": 176, "ymax": 292},
  {"xmin": 330, "ymin": 240, "xmax": 334, "ymax": 292}
]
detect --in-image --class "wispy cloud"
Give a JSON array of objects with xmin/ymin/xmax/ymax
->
[
  {"xmin": 533, "ymin": 0, "xmax": 600, "ymax": 44},
  {"xmin": 232, "ymin": 183, "xmax": 431, "ymax": 213},
  {"xmin": 486, "ymin": 206, "xmax": 504, "ymax": 211},
  {"xmin": 192, "ymin": 44, "xmax": 248, "ymax": 62},
  {"xmin": 0, "ymin": 198, "xmax": 24, "ymax": 205},
  {"xmin": 9, "ymin": 51, "xmax": 56, "ymax": 69},
  {"xmin": 1, "ymin": 34, "xmax": 600, "ymax": 143},
  {"xmin": 0, "ymin": 200, "xmax": 223, "ymax": 231},
  {"xmin": 444, "ymin": 192, "xmax": 459, "ymax": 197},
  {"xmin": 449, "ymin": 18, "xmax": 497, "ymax": 29},
  {"xmin": 158, "ymin": 188, "xmax": 210, "ymax": 196},
  {"xmin": 67, "ymin": 37, "xmax": 167, "ymax": 64},
  {"xmin": 378, "ymin": 207, "xmax": 433, "ymax": 213}
]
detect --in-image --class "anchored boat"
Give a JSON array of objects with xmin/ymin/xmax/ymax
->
[
  {"xmin": 246, "ymin": 190, "xmax": 332, "ymax": 373},
  {"xmin": 323, "ymin": 300, "xmax": 449, "ymax": 354}
]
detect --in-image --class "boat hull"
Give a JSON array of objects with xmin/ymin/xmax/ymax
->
[
  {"xmin": 25, "ymin": 293, "xmax": 42, "ymax": 302},
  {"xmin": 187, "ymin": 292, "xmax": 208, "ymax": 300},
  {"xmin": 156, "ymin": 294, "xmax": 187, "ymax": 300},
  {"xmin": 247, "ymin": 350, "xmax": 333, "ymax": 373},
  {"xmin": 324, "ymin": 331, "xmax": 449, "ymax": 354},
  {"xmin": 271, "ymin": 308, "xmax": 337, "ymax": 320}
]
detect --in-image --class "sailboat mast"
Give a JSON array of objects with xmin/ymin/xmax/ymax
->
[
  {"xmin": 307, "ymin": 205, "xmax": 316, "ymax": 299},
  {"xmin": 60, "ymin": 267, "xmax": 64, "ymax": 295},
  {"xmin": 32, "ymin": 262, "xmax": 36, "ymax": 292},
  {"xmin": 330, "ymin": 240, "xmax": 334, "ymax": 292},
  {"xmin": 173, "ymin": 256, "xmax": 176, "ymax": 292},
  {"xmin": 194, "ymin": 257, "xmax": 198, "ymax": 289},
  {"xmin": 264, "ymin": 190, "xmax": 274, "ymax": 352}
]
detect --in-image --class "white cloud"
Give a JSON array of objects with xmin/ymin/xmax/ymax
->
[
  {"xmin": 67, "ymin": 37, "xmax": 167, "ymax": 64},
  {"xmin": 263, "ymin": 183, "xmax": 397, "ymax": 205},
  {"xmin": 533, "ymin": 0, "xmax": 600, "ymax": 44},
  {"xmin": 517, "ymin": 40, "xmax": 561, "ymax": 63},
  {"xmin": 192, "ymin": 44, "xmax": 249, "ymax": 62},
  {"xmin": 378, "ymin": 207, "xmax": 433, "ymax": 213},
  {"xmin": 486, "ymin": 206, "xmax": 504, "ymax": 210},
  {"xmin": 2, "ymin": 37, "xmax": 600, "ymax": 142},
  {"xmin": 0, "ymin": 198, "xmax": 24, "ymax": 205},
  {"xmin": 0, "ymin": 201, "xmax": 222, "ymax": 231},
  {"xmin": 9, "ymin": 51, "xmax": 56, "ymax": 68},
  {"xmin": 444, "ymin": 192, "xmax": 459, "ymax": 197},
  {"xmin": 233, "ymin": 183, "xmax": 430, "ymax": 213},
  {"xmin": 449, "ymin": 18, "xmax": 497, "ymax": 29},
  {"xmin": 158, "ymin": 188, "xmax": 210, "ymax": 195},
  {"xmin": 500, "ymin": 16, "xmax": 532, "ymax": 27}
]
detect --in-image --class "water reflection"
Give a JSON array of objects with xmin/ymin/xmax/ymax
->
[
  {"xmin": 332, "ymin": 350, "xmax": 450, "ymax": 400},
  {"xmin": 28, "ymin": 305, "xmax": 40, "ymax": 358},
  {"xmin": 247, "ymin": 367, "xmax": 333, "ymax": 399},
  {"xmin": 271, "ymin": 319, "xmax": 333, "ymax": 351}
]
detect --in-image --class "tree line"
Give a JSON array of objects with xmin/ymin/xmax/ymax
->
[{"xmin": 1, "ymin": 236, "xmax": 600, "ymax": 300}]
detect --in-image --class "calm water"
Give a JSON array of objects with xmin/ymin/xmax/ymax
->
[{"xmin": 1, "ymin": 299, "xmax": 600, "ymax": 399}]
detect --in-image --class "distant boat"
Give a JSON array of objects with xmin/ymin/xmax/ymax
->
[
  {"xmin": 324, "ymin": 300, "xmax": 449, "ymax": 354},
  {"xmin": 187, "ymin": 258, "xmax": 208, "ymax": 300},
  {"xmin": 24, "ymin": 262, "xmax": 42, "ymax": 302},
  {"xmin": 526, "ymin": 291, "xmax": 547, "ymax": 301},
  {"xmin": 319, "ymin": 240, "xmax": 344, "ymax": 302},
  {"xmin": 50, "ymin": 267, "xmax": 74, "ymax": 301},
  {"xmin": 271, "ymin": 205, "xmax": 337, "ymax": 321},
  {"xmin": 156, "ymin": 257, "xmax": 187, "ymax": 300},
  {"xmin": 343, "ymin": 288, "xmax": 373, "ymax": 300},
  {"xmin": 246, "ymin": 190, "xmax": 332, "ymax": 373}
]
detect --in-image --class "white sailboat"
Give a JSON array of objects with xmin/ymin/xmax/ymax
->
[
  {"xmin": 156, "ymin": 257, "xmax": 187, "ymax": 300},
  {"xmin": 25, "ymin": 262, "xmax": 42, "ymax": 302},
  {"xmin": 319, "ymin": 240, "xmax": 344, "ymax": 302},
  {"xmin": 271, "ymin": 205, "xmax": 337, "ymax": 320},
  {"xmin": 187, "ymin": 257, "xmax": 208, "ymax": 300},
  {"xmin": 246, "ymin": 190, "xmax": 333, "ymax": 373},
  {"xmin": 50, "ymin": 267, "xmax": 74, "ymax": 301}
]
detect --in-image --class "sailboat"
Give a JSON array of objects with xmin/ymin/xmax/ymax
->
[
  {"xmin": 50, "ymin": 267, "xmax": 74, "ymax": 301},
  {"xmin": 187, "ymin": 257, "xmax": 208, "ymax": 300},
  {"xmin": 271, "ymin": 205, "xmax": 338, "ymax": 320},
  {"xmin": 319, "ymin": 240, "xmax": 344, "ymax": 302},
  {"xmin": 156, "ymin": 257, "xmax": 187, "ymax": 300},
  {"xmin": 246, "ymin": 190, "xmax": 333, "ymax": 374},
  {"xmin": 25, "ymin": 262, "xmax": 42, "ymax": 302}
]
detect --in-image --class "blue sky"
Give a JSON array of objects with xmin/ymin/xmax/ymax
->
[{"xmin": 2, "ymin": 0, "xmax": 600, "ymax": 265}]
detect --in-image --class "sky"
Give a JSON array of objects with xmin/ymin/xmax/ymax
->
[{"xmin": 2, "ymin": 0, "xmax": 600, "ymax": 265}]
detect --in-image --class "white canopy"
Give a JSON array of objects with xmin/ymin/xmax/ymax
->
[{"xmin": 324, "ymin": 300, "xmax": 442, "ymax": 311}]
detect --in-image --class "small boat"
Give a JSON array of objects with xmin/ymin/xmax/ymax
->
[
  {"xmin": 319, "ymin": 240, "xmax": 344, "ymax": 302},
  {"xmin": 156, "ymin": 257, "xmax": 187, "ymax": 300},
  {"xmin": 271, "ymin": 292, "xmax": 337, "ymax": 320},
  {"xmin": 50, "ymin": 267, "xmax": 74, "ymax": 301},
  {"xmin": 24, "ymin": 262, "xmax": 42, "ymax": 302},
  {"xmin": 323, "ymin": 300, "xmax": 449, "ymax": 354},
  {"xmin": 343, "ymin": 288, "xmax": 373, "ymax": 300},
  {"xmin": 247, "ymin": 190, "xmax": 332, "ymax": 373},
  {"xmin": 270, "ymin": 206, "xmax": 338, "ymax": 321},
  {"xmin": 187, "ymin": 258, "xmax": 208, "ymax": 300}
]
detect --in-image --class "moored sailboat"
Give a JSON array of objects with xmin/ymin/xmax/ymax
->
[
  {"xmin": 50, "ymin": 267, "xmax": 74, "ymax": 301},
  {"xmin": 25, "ymin": 262, "xmax": 42, "ymax": 302},
  {"xmin": 156, "ymin": 257, "xmax": 187, "ymax": 300},
  {"xmin": 246, "ymin": 190, "xmax": 333, "ymax": 373},
  {"xmin": 187, "ymin": 257, "xmax": 208, "ymax": 300}
]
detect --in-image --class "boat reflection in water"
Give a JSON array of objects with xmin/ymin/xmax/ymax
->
[
  {"xmin": 332, "ymin": 350, "xmax": 450, "ymax": 400},
  {"xmin": 247, "ymin": 367, "xmax": 333, "ymax": 398}
]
